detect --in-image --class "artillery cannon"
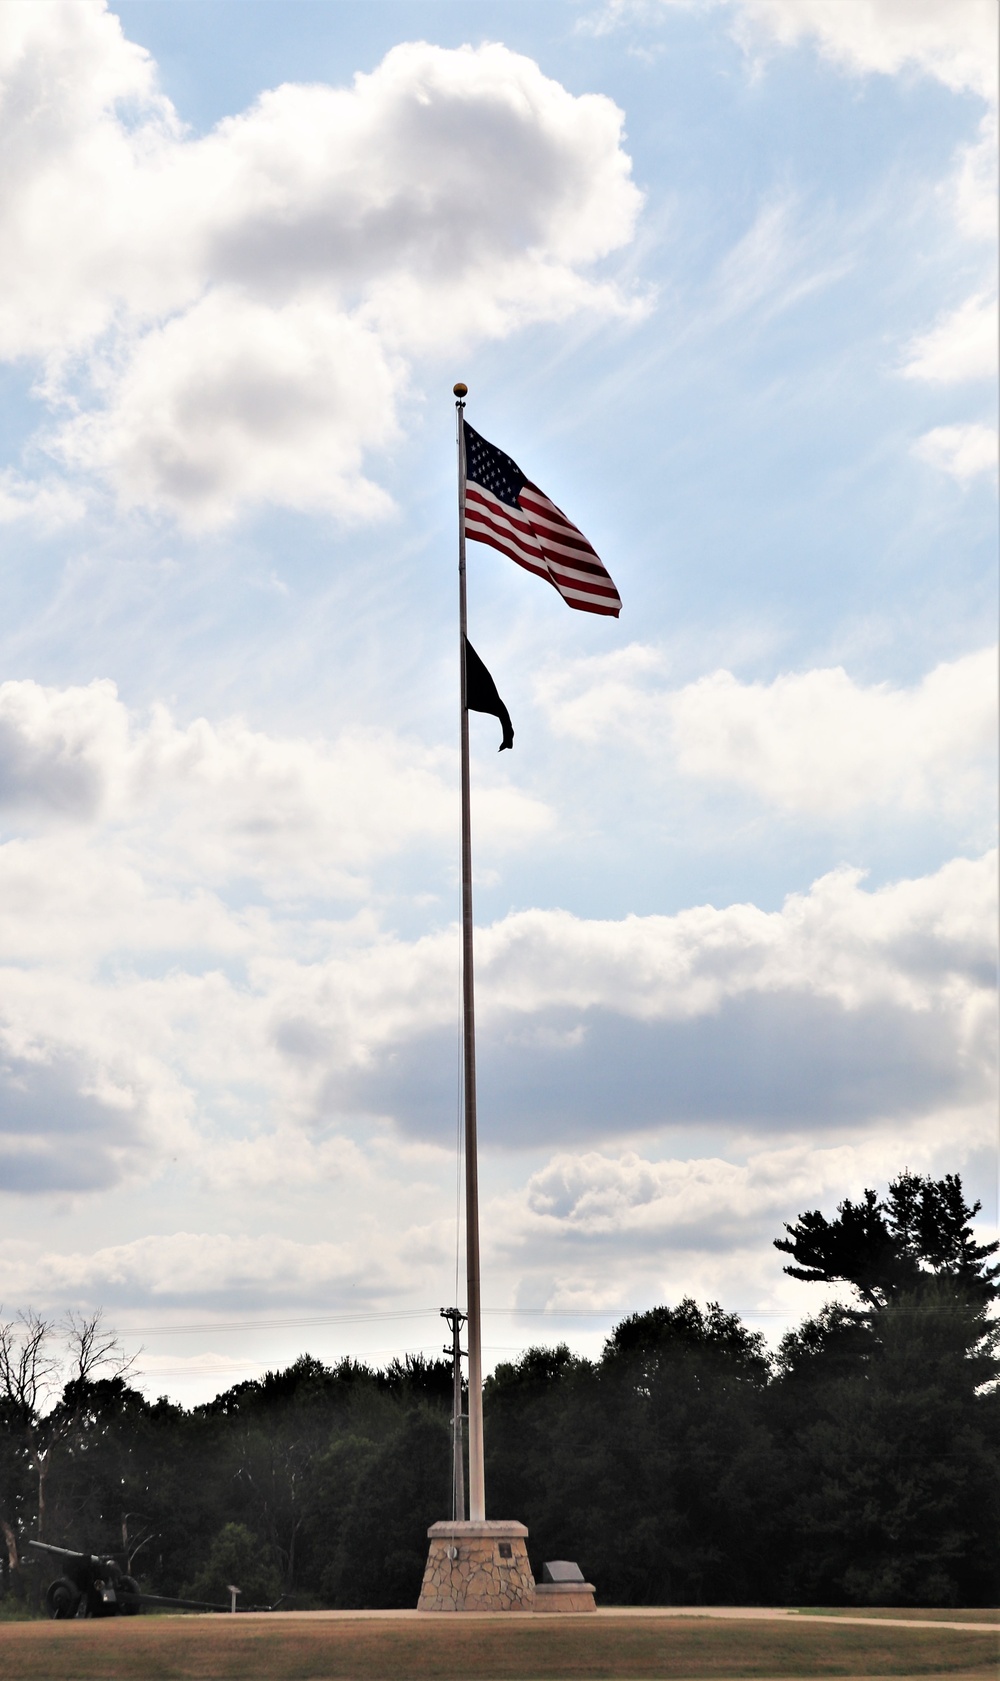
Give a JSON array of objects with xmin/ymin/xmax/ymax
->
[
  {"xmin": 29, "ymin": 1542, "xmax": 143, "ymax": 1619},
  {"xmin": 28, "ymin": 1541, "xmax": 249, "ymax": 1618}
]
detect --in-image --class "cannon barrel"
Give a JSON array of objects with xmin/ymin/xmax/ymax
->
[{"xmin": 29, "ymin": 1540, "xmax": 102, "ymax": 1567}]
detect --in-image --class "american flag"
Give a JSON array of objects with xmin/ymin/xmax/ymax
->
[{"xmin": 463, "ymin": 422, "xmax": 621, "ymax": 617}]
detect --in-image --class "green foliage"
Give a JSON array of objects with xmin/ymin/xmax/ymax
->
[
  {"xmin": 771, "ymin": 1285, "xmax": 1000, "ymax": 1606},
  {"xmin": 769, "ymin": 1173, "xmax": 1000, "ymax": 1608},
  {"xmin": 323, "ymin": 1408, "xmax": 452, "ymax": 1608},
  {"xmin": 0, "ymin": 1595, "xmax": 45, "ymax": 1621},
  {"xmin": 182, "ymin": 1521, "xmax": 282, "ymax": 1608},
  {"xmin": 484, "ymin": 1307, "xmax": 783, "ymax": 1605},
  {"xmin": 775, "ymin": 1171, "xmax": 999, "ymax": 1308}
]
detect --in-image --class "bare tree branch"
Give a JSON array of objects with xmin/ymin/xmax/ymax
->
[
  {"xmin": 63, "ymin": 1309, "xmax": 138, "ymax": 1387},
  {"xmin": 0, "ymin": 1309, "xmax": 58, "ymax": 1420}
]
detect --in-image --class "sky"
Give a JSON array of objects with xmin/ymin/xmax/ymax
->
[{"xmin": 0, "ymin": 0, "xmax": 996, "ymax": 1407}]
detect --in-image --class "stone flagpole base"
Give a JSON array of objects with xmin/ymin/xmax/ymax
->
[{"xmin": 417, "ymin": 1520, "xmax": 534, "ymax": 1612}]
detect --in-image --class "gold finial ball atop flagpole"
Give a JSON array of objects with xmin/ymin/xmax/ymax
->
[{"xmin": 453, "ymin": 382, "xmax": 468, "ymax": 398}]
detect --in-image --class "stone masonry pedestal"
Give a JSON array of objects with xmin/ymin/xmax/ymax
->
[{"xmin": 417, "ymin": 1520, "xmax": 534, "ymax": 1611}]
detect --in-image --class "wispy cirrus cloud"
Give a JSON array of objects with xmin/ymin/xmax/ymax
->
[
  {"xmin": 585, "ymin": 2, "xmax": 998, "ymax": 491},
  {"xmin": 901, "ymin": 291, "xmax": 998, "ymax": 385},
  {"xmin": 589, "ymin": 0, "xmax": 997, "ymax": 103},
  {"xmin": 913, "ymin": 423, "xmax": 998, "ymax": 484},
  {"xmin": 731, "ymin": 0, "xmax": 998, "ymax": 102}
]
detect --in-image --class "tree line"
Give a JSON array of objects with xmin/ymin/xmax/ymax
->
[{"xmin": 1, "ymin": 1170, "xmax": 997, "ymax": 1611}]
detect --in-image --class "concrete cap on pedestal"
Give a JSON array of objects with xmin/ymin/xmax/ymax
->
[{"xmin": 427, "ymin": 1520, "xmax": 528, "ymax": 1540}]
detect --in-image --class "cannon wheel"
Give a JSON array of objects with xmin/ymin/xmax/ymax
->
[
  {"xmin": 46, "ymin": 1577, "xmax": 80, "ymax": 1619},
  {"xmin": 119, "ymin": 1575, "xmax": 142, "ymax": 1615}
]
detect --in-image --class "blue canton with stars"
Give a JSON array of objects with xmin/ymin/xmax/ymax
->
[{"xmin": 464, "ymin": 421, "xmax": 527, "ymax": 507}]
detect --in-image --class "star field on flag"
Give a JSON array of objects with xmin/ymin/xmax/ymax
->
[{"xmin": 463, "ymin": 422, "xmax": 621, "ymax": 617}]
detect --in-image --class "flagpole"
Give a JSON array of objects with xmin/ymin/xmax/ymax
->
[{"xmin": 454, "ymin": 381, "xmax": 486, "ymax": 1523}]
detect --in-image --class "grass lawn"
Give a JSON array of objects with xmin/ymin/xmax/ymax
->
[{"xmin": 0, "ymin": 1613, "xmax": 996, "ymax": 1681}]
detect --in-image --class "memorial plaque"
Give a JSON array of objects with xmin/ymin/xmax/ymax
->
[{"xmin": 541, "ymin": 1560, "xmax": 585, "ymax": 1583}]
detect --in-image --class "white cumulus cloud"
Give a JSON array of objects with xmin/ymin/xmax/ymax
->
[
  {"xmin": 538, "ymin": 645, "xmax": 997, "ymax": 817},
  {"xmin": 505, "ymin": 1128, "xmax": 983, "ymax": 1250},
  {"xmin": 0, "ymin": 1231, "xmax": 374, "ymax": 1306},
  {"xmin": 471, "ymin": 851, "xmax": 995, "ymax": 1023},
  {"xmin": 297, "ymin": 848, "xmax": 996, "ymax": 1150},
  {"xmin": 486, "ymin": 1116, "xmax": 995, "ymax": 1317},
  {"xmin": 0, "ymin": 683, "xmax": 993, "ymax": 1184},
  {"xmin": 0, "ymin": 678, "xmax": 550, "ymax": 1191},
  {"xmin": 0, "ymin": 676, "xmax": 550, "ymax": 888},
  {"xmin": 0, "ymin": 5, "xmax": 643, "ymax": 526},
  {"xmin": 57, "ymin": 294, "xmax": 401, "ymax": 527},
  {"xmin": 0, "ymin": 0, "xmax": 177, "ymax": 358}
]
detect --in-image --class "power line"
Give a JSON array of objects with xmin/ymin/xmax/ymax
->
[
  {"xmin": 108, "ymin": 1304, "xmax": 803, "ymax": 1340},
  {"xmin": 138, "ymin": 1342, "xmax": 528, "ymax": 1380},
  {"xmin": 111, "ymin": 1309, "xmax": 439, "ymax": 1337}
]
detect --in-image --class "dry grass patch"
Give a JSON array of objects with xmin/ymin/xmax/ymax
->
[{"xmin": 0, "ymin": 1612, "xmax": 997, "ymax": 1681}]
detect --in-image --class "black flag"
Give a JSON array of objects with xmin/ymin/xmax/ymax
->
[{"xmin": 465, "ymin": 638, "xmax": 513, "ymax": 751}]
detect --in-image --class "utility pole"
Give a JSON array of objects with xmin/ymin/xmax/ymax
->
[{"xmin": 441, "ymin": 1307, "xmax": 467, "ymax": 1522}]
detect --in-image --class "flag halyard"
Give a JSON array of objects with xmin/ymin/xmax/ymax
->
[{"xmin": 463, "ymin": 421, "xmax": 621, "ymax": 617}]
